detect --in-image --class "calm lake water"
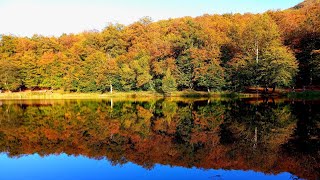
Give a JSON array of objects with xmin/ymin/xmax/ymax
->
[{"xmin": 0, "ymin": 98, "xmax": 318, "ymax": 180}]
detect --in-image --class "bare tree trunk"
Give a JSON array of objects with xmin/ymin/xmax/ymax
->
[
  {"xmin": 254, "ymin": 127, "xmax": 258, "ymax": 148},
  {"xmin": 272, "ymin": 84, "xmax": 276, "ymax": 93},
  {"xmin": 110, "ymin": 84, "xmax": 113, "ymax": 93},
  {"xmin": 255, "ymin": 39, "xmax": 259, "ymax": 64}
]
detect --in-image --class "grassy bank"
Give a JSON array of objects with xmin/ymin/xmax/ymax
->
[
  {"xmin": 0, "ymin": 90, "xmax": 255, "ymax": 100},
  {"xmin": 1, "ymin": 90, "xmax": 319, "ymax": 100},
  {"xmin": 0, "ymin": 91, "xmax": 164, "ymax": 100}
]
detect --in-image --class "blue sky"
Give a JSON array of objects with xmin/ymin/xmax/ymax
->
[{"xmin": 0, "ymin": 0, "xmax": 303, "ymax": 37}]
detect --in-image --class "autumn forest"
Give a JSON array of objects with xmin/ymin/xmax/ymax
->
[{"xmin": 0, "ymin": 0, "xmax": 319, "ymax": 93}]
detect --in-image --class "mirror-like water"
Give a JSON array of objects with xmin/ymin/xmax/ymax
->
[{"xmin": 0, "ymin": 98, "xmax": 318, "ymax": 180}]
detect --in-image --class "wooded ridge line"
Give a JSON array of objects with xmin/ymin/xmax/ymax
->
[{"xmin": 0, "ymin": 0, "xmax": 319, "ymax": 94}]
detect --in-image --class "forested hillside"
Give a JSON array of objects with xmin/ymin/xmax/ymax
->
[{"xmin": 0, "ymin": 0, "xmax": 319, "ymax": 93}]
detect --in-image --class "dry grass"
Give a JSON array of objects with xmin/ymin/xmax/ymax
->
[
  {"xmin": 0, "ymin": 90, "xmax": 269, "ymax": 100},
  {"xmin": 0, "ymin": 91, "xmax": 163, "ymax": 100}
]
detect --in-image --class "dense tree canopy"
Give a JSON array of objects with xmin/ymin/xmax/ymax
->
[{"xmin": 0, "ymin": 0, "xmax": 319, "ymax": 92}]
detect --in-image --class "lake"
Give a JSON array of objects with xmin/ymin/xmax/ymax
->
[{"xmin": 0, "ymin": 98, "xmax": 318, "ymax": 180}]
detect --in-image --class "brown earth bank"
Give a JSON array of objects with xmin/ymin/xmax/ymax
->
[{"xmin": 245, "ymin": 85, "xmax": 320, "ymax": 94}]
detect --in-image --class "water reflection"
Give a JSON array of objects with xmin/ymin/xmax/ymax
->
[
  {"xmin": 0, "ymin": 153, "xmax": 296, "ymax": 180},
  {"xmin": 0, "ymin": 98, "xmax": 318, "ymax": 180}
]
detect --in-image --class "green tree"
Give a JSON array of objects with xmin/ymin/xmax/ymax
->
[
  {"xmin": 20, "ymin": 51, "xmax": 41, "ymax": 89},
  {"xmin": 310, "ymin": 50, "xmax": 320, "ymax": 82},
  {"xmin": 191, "ymin": 48, "xmax": 225, "ymax": 91},
  {"xmin": 257, "ymin": 46, "xmax": 298, "ymax": 90},
  {"xmin": 96, "ymin": 57, "xmax": 120, "ymax": 93},
  {"xmin": 162, "ymin": 69, "xmax": 177, "ymax": 94},
  {"xmin": 0, "ymin": 59, "xmax": 21, "ymax": 91},
  {"xmin": 196, "ymin": 62, "xmax": 225, "ymax": 91},
  {"xmin": 228, "ymin": 14, "xmax": 298, "ymax": 90},
  {"xmin": 78, "ymin": 51, "xmax": 109, "ymax": 92},
  {"xmin": 119, "ymin": 64, "xmax": 135, "ymax": 91},
  {"xmin": 129, "ymin": 53, "xmax": 153, "ymax": 90},
  {"xmin": 101, "ymin": 24, "xmax": 127, "ymax": 58},
  {"xmin": 0, "ymin": 35, "xmax": 17, "ymax": 57}
]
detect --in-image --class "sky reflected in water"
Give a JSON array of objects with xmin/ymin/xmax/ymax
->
[{"xmin": 0, "ymin": 153, "xmax": 294, "ymax": 180}]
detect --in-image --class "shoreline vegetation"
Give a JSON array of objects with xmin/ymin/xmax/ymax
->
[
  {"xmin": 0, "ymin": 91, "xmax": 243, "ymax": 100},
  {"xmin": 1, "ymin": 89, "xmax": 320, "ymax": 100}
]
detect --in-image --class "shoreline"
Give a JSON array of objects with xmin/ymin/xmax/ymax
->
[
  {"xmin": 0, "ymin": 91, "xmax": 255, "ymax": 100},
  {"xmin": 0, "ymin": 90, "xmax": 320, "ymax": 100}
]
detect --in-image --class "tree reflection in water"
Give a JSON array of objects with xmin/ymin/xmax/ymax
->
[{"xmin": 0, "ymin": 98, "xmax": 318, "ymax": 180}]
